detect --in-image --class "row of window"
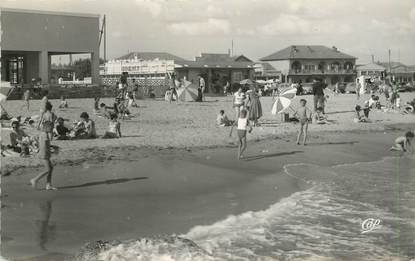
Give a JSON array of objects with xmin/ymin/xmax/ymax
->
[{"xmin": 291, "ymin": 61, "xmax": 354, "ymax": 71}]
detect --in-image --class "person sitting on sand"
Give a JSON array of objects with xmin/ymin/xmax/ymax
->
[
  {"xmin": 313, "ymin": 107, "xmax": 328, "ymax": 124},
  {"xmin": 72, "ymin": 112, "xmax": 96, "ymax": 139},
  {"xmin": 390, "ymin": 131, "xmax": 414, "ymax": 153},
  {"xmin": 115, "ymin": 98, "xmax": 131, "ymax": 119},
  {"xmin": 354, "ymin": 105, "xmax": 369, "ymax": 123},
  {"xmin": 230, "ymin": 109, "xmax": 252, "ymax": 159},
  {"xmin": 53, "ymin": 117, "xmax": 70, "ymax": 140},
  {"xmin": 293, "ymin": 99, "xmax": 312, "ymax": 145},
  {"xmin": 216, "ymin": 110, "xmax": 232, "ymax": 127},
  {"xmin": 367, "ymin": 95, "xmax": 376, "ymax": 109},
  {"xmin": 93, "ymin": 97, "xmax": 101, "ymax": 113},
  {"xmin": 102, "ymin": 113, "xmax": 122, "ymax": 139},
  {"xmin": 403, "ymin": 98, "xmax": 415, "ymax": 114},
  {"xmin": 58, "ymin": 96, "xmax": 68, "ymax": 109},
  {"xmin": 97, "ymin": 103, "xmax": 112, "ymax": 119},
  {"xmin": 9, "ymin": 121, "xmax": 29, "ymax": 155}
]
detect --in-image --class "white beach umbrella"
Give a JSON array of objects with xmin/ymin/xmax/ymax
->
[
  {"xmin": 0, "ymin": 82, "xmax": 13, "ymax": 103},
  {"xmin": 271, "ymin": 88, "xmax": 297, "ymax": 115},
  {"xmin": 255, "ymin": 79, "xmax": 266, "ymax": 85}
]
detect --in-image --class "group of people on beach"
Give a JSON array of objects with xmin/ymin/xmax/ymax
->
[
  {"xmin": 3, "ymin": 72, "xmax": 414, "ymax": 190},
  {"xmin": 2, "ymin": 86, "xmax": 131, "ymax": 190}
]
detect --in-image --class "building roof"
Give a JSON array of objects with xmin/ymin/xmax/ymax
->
[
  {"xmin": 376, "ymin": 61, "xmax": 415, "ymax": 73},
  {"xmin": 232, "ymin": 55, "xmax": 253, "ymax": 62},
  {"xmin": 1, "ymin": 8, "xmax": 99, "ymax": 18},
  {"xmin": 260, "ymin": 45, "xmax": 356, "ymax": 61},
  {"xmin": 376, "ymin": 61, "xmax": 406, "ymax": 69},
  {"xmin": 175, "ymin": 60, "xmax": 254, "ymax": 69},
  {"xmin": 356, "ymin": 63, "xmax": 386, "ymax": 71},
  {"xmin": 116, "ymin": 52, "xmax": 186, "ymax": 62},
  {"xmin": 176, "ymin": 53, "xmax": 254, "ymax": 69},
  {"xmin": 255, "ymin": 62, "xmax": 281, "ymax": 72}
]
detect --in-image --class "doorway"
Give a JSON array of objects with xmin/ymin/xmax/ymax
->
[{"xmin": 5, "ymin": 56, "xmax": 25, "ymax": 84}]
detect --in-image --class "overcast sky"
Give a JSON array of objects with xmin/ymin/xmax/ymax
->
[{"xmin": 2, "ymin": 0, "xmax": 415, "ymax": 64}]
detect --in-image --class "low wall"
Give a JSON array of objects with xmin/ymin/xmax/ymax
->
[{"xmin": 7, "ymin": 81, "xmax": 170, "ymax": 100}]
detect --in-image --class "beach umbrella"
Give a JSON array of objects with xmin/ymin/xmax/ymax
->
[
  {"xmin": 177, "ymin": 80, "xmax": 198, "ymax": 102},
  {"xmin": 271, "ymin": 88, "xmax": 297, "ymax": 115},
  {"xmin": 255, "ymin": 79, "xmax": 266, "ymax": 85},
  {"xmin": 0, "ymin": 82, "xmax": 13, "ymax": 103},
  {"xmin": 240, "ymin": 79, "xmax": 254, "ymax": 85}
]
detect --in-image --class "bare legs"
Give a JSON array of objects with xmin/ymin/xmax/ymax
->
[
  {"xmin": 31, "ymin": 159, "xmax": 56, "ymax": 190},
  {"xmin": 296, "ymin": 122, "xmax": 308, "ymax": 145},
  {"xmin": 238, "ymin": 135, "xmax": 247, "ymax": 159}
]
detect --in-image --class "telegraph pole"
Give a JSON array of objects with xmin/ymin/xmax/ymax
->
[
  {"xmin": 388, "ymin": 49, "xmax": 391, "ymax": 74},
  {"xmin": 104, "ymin": 15, "xmax": 106, "ymax": 62}
]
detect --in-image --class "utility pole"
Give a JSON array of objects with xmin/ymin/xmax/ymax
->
[
  {"xmin": 99, "ymin": 15, "xmax": 107, "ymax": 62},
  {"xmin": 104, "ymin": 15, "xmax": 106, "ymax": 63},
  {"xmin": 388, "ymin": 49, "xmax": 391, "ymax": 74},
  {"xmin": 231, "ymin": 39, "xmax": 234, "ymax": 57}
]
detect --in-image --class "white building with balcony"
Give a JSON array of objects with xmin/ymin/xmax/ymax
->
[{"xmin": 260, "ymin": 45, "xmax": 357, "ymax": 86}]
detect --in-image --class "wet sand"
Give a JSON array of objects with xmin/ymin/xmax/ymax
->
[{"xmin": 2, "ymin": 126, "xmax": 413, "ymax": 260}]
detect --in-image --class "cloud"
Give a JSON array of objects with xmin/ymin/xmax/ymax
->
[
  {"xmin": 135, "ymin": 0, "xmax": 165, "ymax": 17},
  {"xmin": 257, "ymin": 14, "xmax": 353, "ymax": 35},
  {"xmin": 167, "ymin": 18, "xmax": 231, "ymax": 35},
  {"xmin": 257, "ymin": 14, "xmax": 310, "ymax": 35},
  {"xmin": 410, "ymin": 7, "xmax": 415, "ymax": 24}
]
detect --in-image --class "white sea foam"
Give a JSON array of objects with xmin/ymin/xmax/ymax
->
[{"xmin": 78, "ymin": 157, "xmax": 414, "ymax": 260}]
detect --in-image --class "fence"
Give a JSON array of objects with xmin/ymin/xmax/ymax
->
[{"xmin": 101, "ymin": 76, "xmax": 170, "ymax": 97}]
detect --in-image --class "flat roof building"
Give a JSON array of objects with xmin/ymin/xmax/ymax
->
[{"xmin": 1, "ymin": 8, "xmax": 100, "ymax": 85}]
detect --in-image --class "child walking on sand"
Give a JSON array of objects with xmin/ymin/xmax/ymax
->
[
  {"xmin": 391, "ymin": 131, "xmax": 414, "ymax": 153},
  {"xmin": 30, "ymin": 121, "xmax": 56, "ymax": 190},
  {"xmin": 293, "ymin": 99, "xmax": 312, "ymax": 145},
  {"xmin": 230, "ymin": 109, "xmax": 252, "ymax": 159}
]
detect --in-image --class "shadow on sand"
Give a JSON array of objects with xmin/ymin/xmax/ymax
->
[
  {"xmin": 325, "ymin": 110, "xmax": 354, "ymax": 115},
  {"xmin": 307, "ymin": 141, "xmax": 359, "ymax": 146},
  {"xmin": 243, "ymin": 151, "xmax": 304, "ymax": 161},
  {"xmin": 58, "ymin": 177, "xmax": 148, "ymax": 190}
]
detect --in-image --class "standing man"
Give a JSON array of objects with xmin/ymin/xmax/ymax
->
[
  {"xmin": 356, "ymin": 78, "xmax": 362, "ymax": 100},
  {"xmin": 312, "ymin": 78, "xmax": 326, "ymax": 113},
  {"xmin": 223, "ymin": 79, "xmax": 230, "ymax": 96},
  {"xmin": 199, "ymin": 75, "xmax": 206, "ymax": 101},
  {"xmin": 21, "ymin": 89, "xmax": 31, "ymax": 112},
  {"xmin": 120, "ymin": 72, "xmax": 128, "ymax": 97}
]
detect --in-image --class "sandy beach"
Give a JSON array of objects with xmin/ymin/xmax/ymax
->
[
  {"xmin": 1, "ymin": 93, "xmax": 415, "ymax": 174},
  {"xmin": 1, "ymin": 93, "xmax": 415, "ymax": 260}
]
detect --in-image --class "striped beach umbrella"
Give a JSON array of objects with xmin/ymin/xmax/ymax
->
[
  {"xmin": 177, "ymin": 80, "xmax": 198, "ymax": 102},
  {"xmin": 0, "ymin": 82, "xmax": 13, "ymax": 103},
  {"xmin": 271, "ymin": 88, "xmax": 297, "ymax": 115},
  {"xmin": 240, "ymin": 79, "xmax": 254, "ymax": 85}
]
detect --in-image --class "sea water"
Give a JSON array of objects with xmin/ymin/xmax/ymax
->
[{"xmin": 85, "ymin": 156, "xmax": 415, "ymax": 261}]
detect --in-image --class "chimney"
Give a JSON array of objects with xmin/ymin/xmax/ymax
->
[
  {"xmin": 228, "ymin": 48, "xmax": 231, "ymax": 56},
  {"xmin": 371, "ymin": 55, "xmax": 374, "ymax": 63}
]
